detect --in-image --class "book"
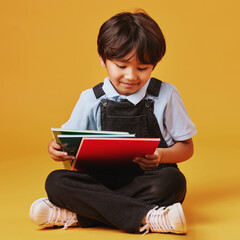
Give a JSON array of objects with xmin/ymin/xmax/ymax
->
[
  {"xmin": 51, "ymin": 128, "xmax": 134, "ymax": 169},
  {"xmin": 58, "ymin": 134, "xmax": 135, "ymax": 156},
  {"xmin": 51, "ymin": 128, "xmax": 130, "ymax": 145},
  {"xmin": 72, "ymin": 137, "xmax": 160, "ymax": 171}
]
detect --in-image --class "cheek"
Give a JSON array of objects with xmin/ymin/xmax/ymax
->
[
  {"xmin": 107, "ymin": 69, "xmax": 122, "ymax": 81},
  {"xmin": 140, "ymin": 72, "xmax": 151, "ymax": 82},
  {"xmin": 142, "ymin": 72, "xmax": 152, "ymax": 83}
]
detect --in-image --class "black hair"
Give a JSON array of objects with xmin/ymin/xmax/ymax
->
[{"xmin": 97, "ymin": 10, "xmax": 166, "ymax": 66}]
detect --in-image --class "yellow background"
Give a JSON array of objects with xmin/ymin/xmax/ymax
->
[{"xmin": 0, "ymin": 0, "xmax": 239, "ymax": 239}]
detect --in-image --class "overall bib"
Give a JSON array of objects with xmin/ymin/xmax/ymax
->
[
  {"xmin": 94, "ymin": 78, "xmax": 168, "ymax": 145},
  {"xmin": 45, "ymin": 78, "xmax": 186, "ymax": 233}
]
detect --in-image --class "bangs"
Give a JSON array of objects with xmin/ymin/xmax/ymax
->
[{"xmin": 105, "ymin": 36, "xmax": 157, "ymax": 65}]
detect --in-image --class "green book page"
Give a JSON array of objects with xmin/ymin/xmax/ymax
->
[{"xmin": 51, "ymin": 128, "xmax": 130, "ymax": 144}]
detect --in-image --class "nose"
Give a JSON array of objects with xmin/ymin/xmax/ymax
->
[{"xmin": 125, "ymin": 68, "xmax": 137, "ymax": 81}]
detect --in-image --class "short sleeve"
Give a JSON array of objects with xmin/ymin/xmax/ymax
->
[
  {"xmin": 164, "ymin": 86, "xmax": 197, "ymax": 141},
  {"xmin": 61, "ymin": 89, "xmax": 99, "ymax": 130}
]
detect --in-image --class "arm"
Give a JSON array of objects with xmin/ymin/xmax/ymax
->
[
  {"xmin": 133, "ymin": 138, "xmax": 194, "ymax": 171},
  {"xmin": 49, "ymin": 90, "xmax": 96, "ymax": 161},
  {"xmin": 48, "ymin": 139, "xmax": 76, "ymax": 162}
]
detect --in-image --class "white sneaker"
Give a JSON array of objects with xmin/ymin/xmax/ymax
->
[
  {"xmin": 140, "ymin": 203, "xmax": 187, "ymax": 235},
  {"xmin": 30, "ymin": 197, "xmax": 78, "ymax": 230}
]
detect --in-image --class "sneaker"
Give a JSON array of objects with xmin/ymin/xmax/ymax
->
[
  {"xmin": 29, "ymin": 197, "xmax": 78, "ymax": 230},
  {"xmin": 140, "ymin": 203, "xmax": 187, "ymax": 235}
]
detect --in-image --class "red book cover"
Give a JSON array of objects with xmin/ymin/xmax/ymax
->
[{"xmin": 72, "ymin": 137, "xmax": 160, "ymax": 171}]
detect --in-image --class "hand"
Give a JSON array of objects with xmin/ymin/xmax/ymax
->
[
  {"xmin": 48, "ymin": 139, "xmax": 75, "ymax": 162},
  {"xmin": 133, "ymin": 149, "xmax": 163, "ymax": 171}
]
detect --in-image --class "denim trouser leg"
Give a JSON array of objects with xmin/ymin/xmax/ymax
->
[{"xmin": 45, "ymin": 167, "xmax": 186, "ymax": 233}]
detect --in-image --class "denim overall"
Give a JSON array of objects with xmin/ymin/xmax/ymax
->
[{"xmin": 45, "ymin": 78, "xmax": 186, "ymax": 233}]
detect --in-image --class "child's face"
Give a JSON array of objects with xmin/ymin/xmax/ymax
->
[{"xmin": 100, "ymin": 52, "xmax": 154, "ymax": 96}]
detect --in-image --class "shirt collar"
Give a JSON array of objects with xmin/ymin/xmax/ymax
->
[{"xmin": 102, "ymin": 77, "xmax": 151, "ymax": 105}]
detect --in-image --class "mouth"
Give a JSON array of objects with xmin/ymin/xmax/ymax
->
[{"xmin": 121, "ymin": 82, "xmax": 139, "ymax": 88}]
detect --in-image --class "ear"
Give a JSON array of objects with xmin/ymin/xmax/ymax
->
[{"xmin": 99, "ymin": 56, "xmax": 106, "ymax": 68}]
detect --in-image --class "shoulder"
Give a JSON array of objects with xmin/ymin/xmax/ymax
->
[
  {"xmin": 61, "ymin": 85, "xmax": 101, "ymax": 129},
  {"xmin": 71, "ymin": 86, "xmax": 101, "ymax": 113},
  {"xmin": 152, "ymin": 81, "xmax": 180, "ymax": 105},
  {"xmin": 78, "ymin": 86, "xmax": 100, "ymax": 103},
  {"xmin": 160, "ymin": 82, "xmax": 178, "ymax": 97}
]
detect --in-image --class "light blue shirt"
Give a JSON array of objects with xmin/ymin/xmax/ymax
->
[{"xmin": 62, "ymin": 77, "xmax": 197, "ymax": 146}]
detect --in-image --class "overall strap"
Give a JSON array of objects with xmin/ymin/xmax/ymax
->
[
  {"xmin": 93, "ymin": 82, "xmax": 104, "ymax": 99},
  {"xmin": 93, "ymin": 78, "xmax": 162, "ymax": 99},
  {"xmin": 146, "ymin": 78, "xmax": 162, "ymax": 97}
]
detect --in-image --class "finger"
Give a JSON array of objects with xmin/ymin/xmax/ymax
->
[
  {"xmin": 49, "ymin": 146, "xmax": 75, "ymax": 159},
  {"xmin": 48, "ymin": 147, "xmax": 66, "ymax": 159},
  {"xmin": 50, "ymin": 153, "xmax": 75, "ymax": 162},
  {"xmin": 52, "ymin": 142, "xmax": 62, "ymax": 150},
  {"xmin": 134, "ymin": 157, "xmax": 158, "ymax": 166},
  {"xmin": 134, "ymin": 157, "xmax": 160, "ymax": 170},
  {"xmin": 145, "ymin": 154, "xmax": 158, "ymax": 160},
  {"xmin": 136, "ymin": 160, "xmax": 157, "ymax": 169}
]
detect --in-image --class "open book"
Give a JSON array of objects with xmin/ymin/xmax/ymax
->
[{"xmin": 51, "ymin": 128, "xmax": 160, "ymax": 171}]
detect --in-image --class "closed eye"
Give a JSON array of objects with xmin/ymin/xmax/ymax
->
[
  {"xmin": 138, "ymin": 67, "xmax": 148, "ymax": 71},
  {"xmin": 116, "ymin": 64, "xmax": 126, "ymax": 69}
]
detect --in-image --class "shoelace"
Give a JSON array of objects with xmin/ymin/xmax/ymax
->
[
  {"xmin": 48, "ymin": 205, "xmax": 77, "ymax": 230},
  {"xmin": 140, "ymin": 206, "xmax": 173, "ymax": 235},
  {"xmin": 62, "ymin": 215, "xmax": 78, "ymax": 230}
]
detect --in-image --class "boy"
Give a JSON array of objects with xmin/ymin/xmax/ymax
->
[{"xmin": 30, "ymin": 10, "xmax": 196, "ymax": 235}]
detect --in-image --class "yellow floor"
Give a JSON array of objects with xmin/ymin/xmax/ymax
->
[{"xmin": 1, "ymin": 134, "xmax": 239, "ymax": 240}]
